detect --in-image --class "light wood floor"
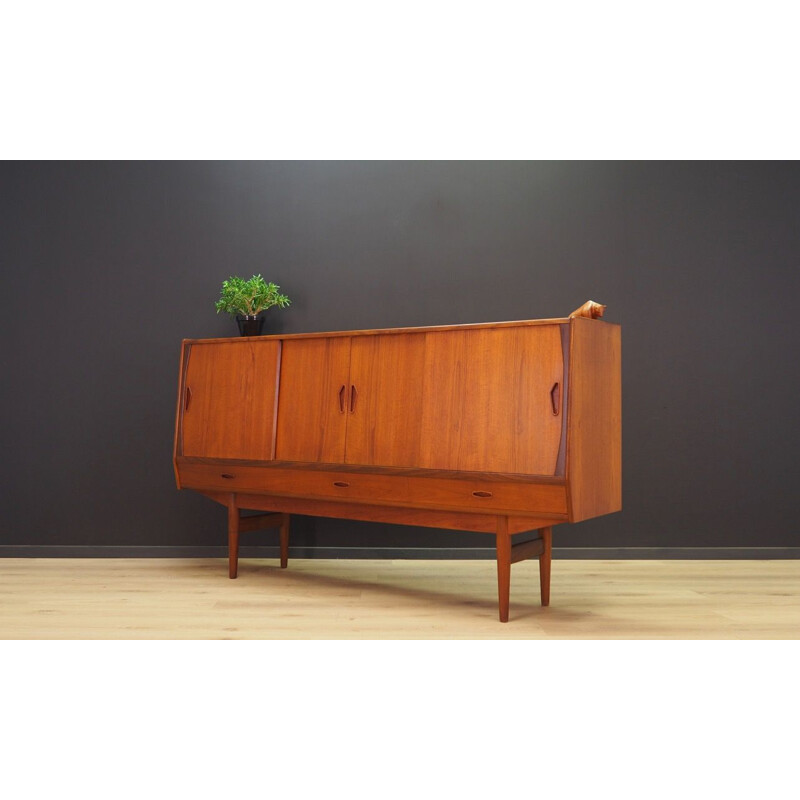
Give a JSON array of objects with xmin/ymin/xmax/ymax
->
[{"xmin": 1, "ymin": 557, "xmax": 798, "ymax": 639}]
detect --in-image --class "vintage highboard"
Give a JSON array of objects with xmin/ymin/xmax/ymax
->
[{"xmin": 173, "ymin": 301, "xmax": 621, "ymax": 622}]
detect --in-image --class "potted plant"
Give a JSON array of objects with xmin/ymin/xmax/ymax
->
[{"xmin": 215, "ymin": 274, "xmax": 291, "ymax": 336}]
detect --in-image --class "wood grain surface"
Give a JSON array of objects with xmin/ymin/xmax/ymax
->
[
  {"xmin": 415, "ymin": 326, "xmax": 565, "ymax": 475},
  {"xmin": 2, "ymin": 558, "xmax": 797, "ymax": 639},
  {"xmin": 274, "ymin": 337, "xmax": 352, "ymax": 462},
  {"xmin": 177, "ymin": 461, "xmax": 569, "ymax": 516},
  {"xmin": 566, "ymin": 317, "xmax": 622, "ymax": 521},
  {"xmin": 180, "ymin": 340, "xmax": 281, "ymax": 461}
]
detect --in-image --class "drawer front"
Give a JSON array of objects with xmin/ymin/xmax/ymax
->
[{"xmin": 177, "ymin": 462, "xmax": 568, "ymax": 517}]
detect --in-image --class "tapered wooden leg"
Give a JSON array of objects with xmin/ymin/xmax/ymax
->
[
  {"xmin": 227, "ymin": 499, "xmax": 239, "ymax": 579},
  {"xmin": 496, "ymin": 517, "xmax": 511, "ymax": 622},
  {"xmin": 279, "ymin": 515, "xmax": 290, "ymax": 569},
  {"xmin": 539, "ymin": 526, "xmax": 552, "ymax": 606}
]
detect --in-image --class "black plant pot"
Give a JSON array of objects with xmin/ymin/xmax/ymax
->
[{"xmin": 236, "ymin": 315, "xmax": 265, "ymax": 336}]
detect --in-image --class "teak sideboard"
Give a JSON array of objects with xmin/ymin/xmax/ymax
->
[{"xmin": 173, "ymin": 303, "xmax": 621, "ymax": 622}]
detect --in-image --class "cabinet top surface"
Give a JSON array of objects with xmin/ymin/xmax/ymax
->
[{"xmin": 183, "ymin": 315, "xmax": 617, "ymax": 344}]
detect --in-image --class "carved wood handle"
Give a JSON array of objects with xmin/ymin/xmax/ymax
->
[
  {"xmin": 333, "ymin": 481, "xmax": 350, "ymax": 488},
  {"xmin": 551, "ymin": 382, "xmax": 560, "ymax": 415},
  {"xmin": 349, "ymin": 385, "xmax": 358, "ymax": 414},
  {"xmin": 473, "ymin": 491, "xmax": 493, "ymax": 498},
  {"xmin": 185, "ymin": 386, "xmax": 192, "ymax": 411},
  {"xmin": 339, "ymin": 385, "xmax": 346, "ymax": 414}
]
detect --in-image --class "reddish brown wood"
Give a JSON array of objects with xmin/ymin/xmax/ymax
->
[
  {"xmin": 416, "ymin": 326, "xmax": 565, "ymax": 475},
  {"xmin": 510, "ymin": 537, "xmax": 545, "ymax": 564},
  {"xmin": 224, "ymin": 492, "xmax": 561, "ymax": 535},
  {"xmin": 539, "ymin": 526, "xmax": 552, "ymax": 606},
  {"xmin": 176, "ymin": 459, "xmax": 569, "ymax": 517},
  {"xmin": 550, "ymin": 382, "xmax": 560, "ymax": 415},
  {"xmin": 175, "ymin": 304, "xmax": 621, "ymax": 622},
  {"xmin": 227, "ymin": 496, "xmax": 239, "ymax": 579},
  {"xmin": 182, "ymin": 316, "xmax": 573, "ymax": 346},
  {"xmin": 345, "ymin": 333, "xmax": 427, "ymax": 467},
  {"xmin": 181, "ymin": 341, "xmax": 281, "ymax": 461},
  {"xmin": 173, "ymin": 339, "xmax": 189, "ymax": 488},
  {"xmin": 275, "ymin": 337, "xmax": 351, "ymax": 462},
  {"xmin": 237, "ymin": 513, "xmax": 285, "ymax": 533},
  {"xmin": 566, "ymin": 317, "xmax": 622, "ymax": 521},
  {"xmin": 349, "ymin": 384, "xmax": 358, "ymax": 414},
  {"xmin": 181, "ymin": 455, "xmax": 568, "ymax": 485},
  {"xmin": 227, "ymin": 504, "xmax": 290, "ymax": 572},
  {"xmin": 496, "ymin": 516, "xmax": 511, "ymax": 623}
]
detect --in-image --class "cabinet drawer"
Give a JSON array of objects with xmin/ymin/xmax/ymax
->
[{"xmin": 177, "ymin": 462, "xmax": 568, "ymax": 517}]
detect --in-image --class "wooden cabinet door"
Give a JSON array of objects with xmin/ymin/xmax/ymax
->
[
  {"xmin": 181, "ymin": 340, "xmax": 281, "ymax": 460},
  {"xmin": 275, "ymin": 337, "xmax": 352, "ymax": 463},
  {"xmin": 344, "ymin": 333, "xmax": 427, "ymax": 467},
  {"xmin": 345, "ymin": 325, "xmax": 565, "ymax": 475},
  {"xmin": 416, "ymin": 325, "xmax": 565, "ymax": 475}
]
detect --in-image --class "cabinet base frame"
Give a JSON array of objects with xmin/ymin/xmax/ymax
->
[
  {"xmin": 226, "ymin": 494, "xmax": 290, "ymax": 579},
  {"xmin": 214, "ymin": 490, "xmax": 554, "ymax": 622},
  {"xmin": 497, "ymin": 520, "xmax": 551, "ymax": 622}
]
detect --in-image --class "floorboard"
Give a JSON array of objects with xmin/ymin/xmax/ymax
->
[{"xmin": 1, "ymin": 558, "xmax": 798, "ymax": 639}]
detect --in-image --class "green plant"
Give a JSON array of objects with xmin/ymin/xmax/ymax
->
[{"xmin": 215, "ymin": 275, "xmax": 291, "ymax": 317}]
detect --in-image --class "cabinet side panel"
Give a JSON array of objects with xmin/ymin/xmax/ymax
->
[
  {"xmin": 566, "ymin": 318, "xmax": 622, "ymax": 522},
  {"xmin": 173, "ymin": 341, "xmax": 190, "ymax": 487}
]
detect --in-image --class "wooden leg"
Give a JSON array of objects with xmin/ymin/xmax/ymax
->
[
  {"xmin": 279, "ymin": 514, "xmax": 290, "ymax": 569},
  {"xmin": 539, "ymin": 526, "xmax": 552, "ymax": 606},
  {"xmin": 227, "ymin": 498, "xmax": 239, "ymax": 579},
  {"xmin": 227, "ymin": 508, "xmax": 288, "ymax": 574},
  {"xmin": 496, "ymin": 517, "xmax": 511, "ymax": 623}
]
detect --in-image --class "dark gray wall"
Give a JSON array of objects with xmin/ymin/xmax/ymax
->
[{"xmin": 2, "ymin": 161, "xmax": 798, "ymax": 551}]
